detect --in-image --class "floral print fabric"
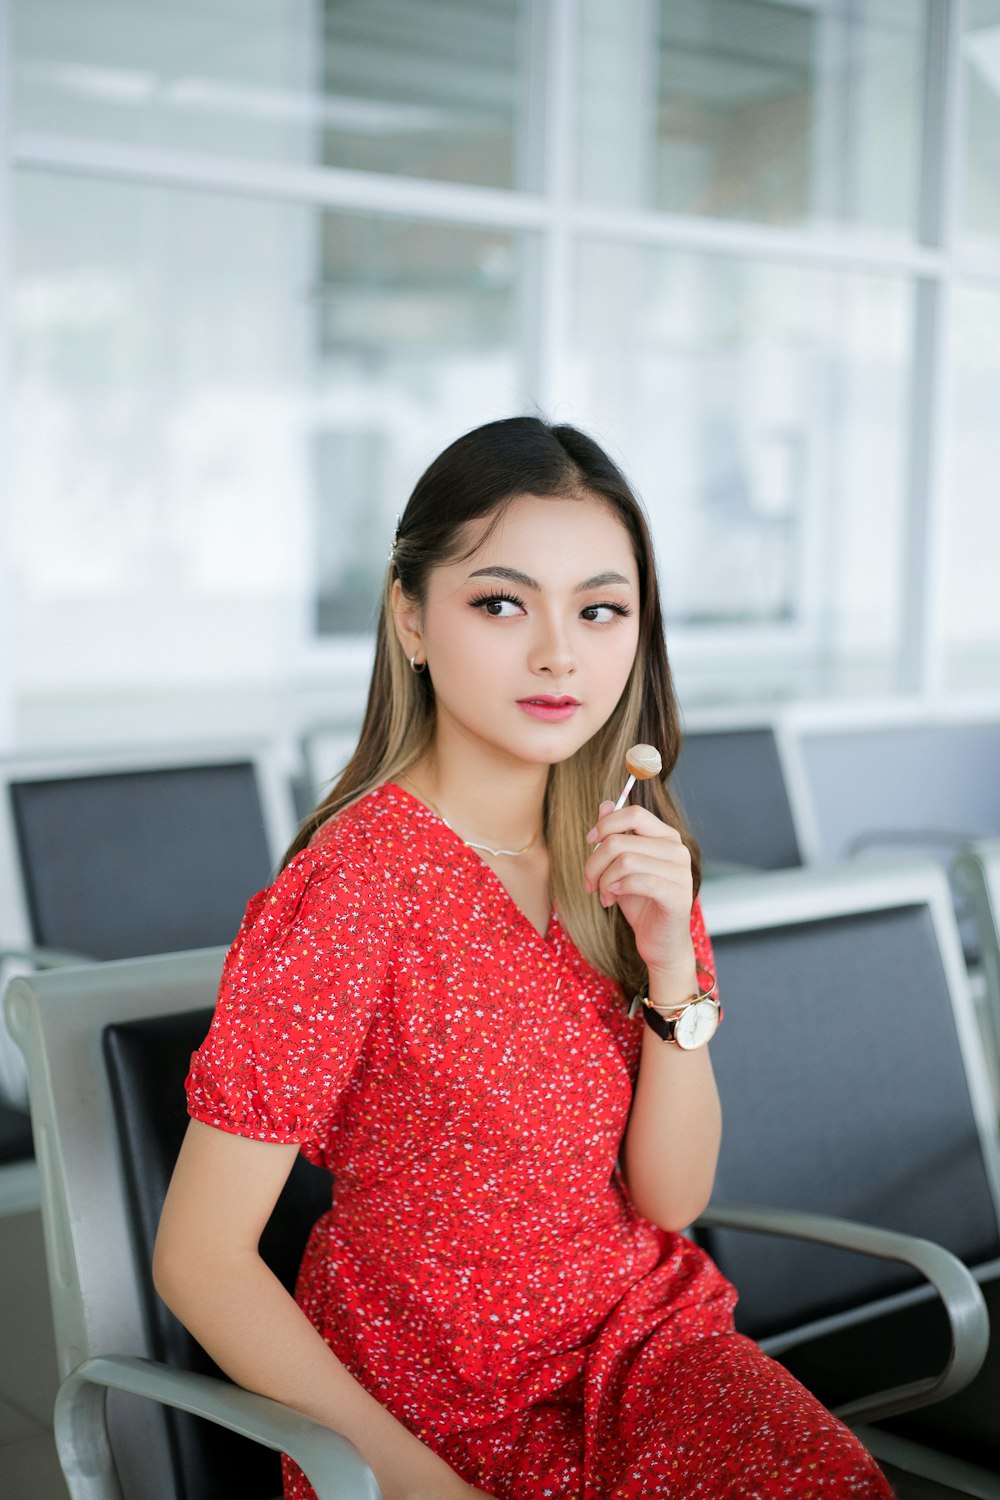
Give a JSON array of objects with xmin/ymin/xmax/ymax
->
[{"xmin": 187, "ymin": 782, "xmax": 893, "ymax": 1499}]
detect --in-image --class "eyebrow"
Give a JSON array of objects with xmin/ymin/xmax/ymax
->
[{"xmin": 466, "ymin": 566, "xmax": 633, "ymax": 593}]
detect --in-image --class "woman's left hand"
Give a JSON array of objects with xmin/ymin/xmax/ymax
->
[{"xmin": 584, "ymin": 801, "xmax": 696, "ymax": 985}]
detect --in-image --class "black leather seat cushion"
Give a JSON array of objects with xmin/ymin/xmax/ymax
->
[
  {"xmin": 773, "ymin": 1275, "xmax": 1000, "ymax": 1472},
  {"xmin": 104, "ymin": 1010, "xmax": 332, "ymax": 1500},
  {"xmin": 0, "ymin": 1101, "xmax": 32, "ymax": 1165}
]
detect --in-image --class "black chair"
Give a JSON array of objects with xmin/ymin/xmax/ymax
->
[
  {"xmin": 0, "ymin": 1098, "xmax": 36, "ymax": 1217},
  {"xmin": 107, "ymin": 1008, "xmax": 339, "ymax": 1500},
  {"xmin": 0, "ymin": 742, "xmax": 297, "ymax": 1121},
  {"xmin": 5, "ymin": 950, "xmax": 380, "ymax": 1500},
  {"xmin": 954, "ymin": 839, "xmax": 1000, "ymax": 1106},
  {"xmin": 700, "ymin": 856, "xmax": 1000, "ymax": 1493},
  {"xmin": 671, "ymin": 721, "xmax": 807, "ymax": 874},
  {"xmin": 6, "ymin": 941, "xmax": 989, "ymax": 1499},
  {"xmin": 0, "ymin": 744, "xmax": 296, "ymax": 965}
]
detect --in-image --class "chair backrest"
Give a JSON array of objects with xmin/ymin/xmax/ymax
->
[
  {"xmin": 954, "ymin": 838, "xmax": 1000, "ymax": 1099},
  {"xmin": 671, "ymin": 719, "xmax": 808, "ymax": 872},
  {"xmin": 5, "ymin": 948, "xmax": 330, "ymax": 1500},
  {"xmin": 788, "ymin": 707, "xmax": 1000, "ymax": 866},
  {"xmin": 699, "ymin": 857, "xmax": 1000, "ymax": 1342},
  {"xmin": 0, "ymin": 742, "xmax": 296, "ymax": 962}
]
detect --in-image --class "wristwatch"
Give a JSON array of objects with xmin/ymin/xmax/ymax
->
[{"xmin": 630, "ymin": 970, "xmax": 722, "ymax": 1051}]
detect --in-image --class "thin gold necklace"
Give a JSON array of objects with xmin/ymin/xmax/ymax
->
[{"xmin": 399, "ymin": 775, "xmax": 542, "ymax": 858}]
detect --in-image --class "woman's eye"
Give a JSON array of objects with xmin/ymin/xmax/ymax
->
[
  {"xmin": 581, "ymin": 603, "xmax": 626, "ymax": 623},
  {"xmin": 470, "ymin": 593, "xmax": 524, "ymax": 617}
]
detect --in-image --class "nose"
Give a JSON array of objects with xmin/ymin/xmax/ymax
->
[{"xmin": 527, "ymin": 611, "xmax": 577, "ymax": 678}]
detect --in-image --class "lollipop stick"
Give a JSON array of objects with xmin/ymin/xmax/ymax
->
[{"xmin": 613, "ymin": 774, "xmax": 636, "ymax": 812}]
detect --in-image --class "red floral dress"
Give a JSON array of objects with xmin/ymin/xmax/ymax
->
[{"xmin": 187, "ymin": 783, "xmax": 894, "ymax": 1499}]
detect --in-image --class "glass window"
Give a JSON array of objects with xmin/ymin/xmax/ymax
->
[
  {"xmin": 569, "ymin": 243, "xmax": 913, "ymax": 692},
  {"xmin": 962, "ymin": 0, "xmax": 1000, "ymax": 252},
  {"xmin": 12, "ymin": 170, "xmax": 529, "ymax": 696},
  {"xmin": 579, "ymin": 0, "xmax": 929, "ymax": 239},
  {"xmin": 12, "ymin": 0, "xmax": 528, "ymax": 189},
  {"xmin": 941, "ymin": 284, "xmax": 1000, "ymax": 691}
]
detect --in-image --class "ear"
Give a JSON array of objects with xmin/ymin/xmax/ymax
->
[{"xmin": 391, "ymin": 578, "xmax": 424, "ymax": 663}]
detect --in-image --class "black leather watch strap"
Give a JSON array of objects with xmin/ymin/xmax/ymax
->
[{"xmin": 641, "ymin": 1004, "xmax": 681, "ymax": 1042}]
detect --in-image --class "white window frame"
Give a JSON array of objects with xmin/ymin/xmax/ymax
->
[
  {"xmin": 3, "ymin": 0, "xmax": 1000, "ymax": 721},
  {"xmin": 0, "ymin": 0, "xmax": 15, "ymax": 750}
]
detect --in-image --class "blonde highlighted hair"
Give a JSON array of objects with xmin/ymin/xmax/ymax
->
[{"xmin": 284, "ymin": 416, "xmax": 700, "ymax": 999}]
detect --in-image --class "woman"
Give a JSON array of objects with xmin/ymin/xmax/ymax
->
[{"xmin": 154, "ymin": 417, "xmax": 894, "ymax": 1499}]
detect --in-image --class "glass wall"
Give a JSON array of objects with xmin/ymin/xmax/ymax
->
[
  {"xmin": 12, "ymin": 170, "xmax": 529, "ymax": 693},
  {"xmin": 12, "ymin": 0, "xmax": 528, "ymax": 185},
  {"xmin": 3, "ymin": 0, "xmax": 999, "ymax": 747},
  {"xmin": 963, "ymin": 0, "xmax": 1000, "ymax": 251},
  {"xmin": 570, "ymin": 245, "xmax": 912, "ymax": 650},
  {"xmin": 942, "ymin": 283, "xmax": 1000, "ymax": 688},
  {"xmin": 580, "ymin": 0, "xmax": 927, "ymax": 237}
]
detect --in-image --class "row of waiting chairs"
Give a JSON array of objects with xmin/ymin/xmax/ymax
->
[
  {"xmin": 6, "ymin": 856, "xmax": 1000, "ymax": 1497},
  {"xmin": 0, "ymin": 706, "xmax": 998, "ymax": 974},
  {"xmin": 0, "ymin": 710, "xmax": 999, "ymax": 1495},
  {"xmin": 1, "ymin": 709, "xmax": 999, "ymax": 1113},
  {"xmin": 4, "ymin": 701, "xmax": 999, "ymax": 969}
]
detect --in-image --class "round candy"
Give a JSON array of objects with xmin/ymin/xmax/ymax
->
[{"xmin": 625, "ymin": 743, "xmax": 662, "ymax": 779}]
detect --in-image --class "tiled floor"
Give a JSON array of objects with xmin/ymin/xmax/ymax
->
[{"xmin": 0, "ymin": 1207, "xmax": 64, "ymax": 1499}]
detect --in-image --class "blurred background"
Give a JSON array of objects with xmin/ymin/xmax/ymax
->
[{"xmin": 2, "ymin": 0, "xmax": 999, "ymax": 759}]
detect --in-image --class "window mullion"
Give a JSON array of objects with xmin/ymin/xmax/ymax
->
[
  {"xmin": 899, "ymin": 0, "xmax": 965, "ymax": 695},
  {"xmin": 0, "ymin": 0, "xmax": 15, "ymax": 750}
]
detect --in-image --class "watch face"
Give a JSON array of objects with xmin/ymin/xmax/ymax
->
[{"xmin": 675, "ymin": 999, "xmax": 719, "ymax": 1050}]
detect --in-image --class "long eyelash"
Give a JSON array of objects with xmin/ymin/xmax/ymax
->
[
  {"xmin": 468, "ymin": 590, "xmax": 525, "ymax": 609},
  {"xmin": 592, "ymin": 601, "xmax": 633, "ymax": 617}
]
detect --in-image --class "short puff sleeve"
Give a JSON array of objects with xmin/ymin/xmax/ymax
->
[
  {"xmin": 689, "ymin": 894, "xmax": 717, "ymax": 996},
  {"xmin": 186, "ymin": 847, "xmax": 391, "ymax": 1151}
]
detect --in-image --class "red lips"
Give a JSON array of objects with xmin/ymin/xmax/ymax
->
[{"xmin": 517, "ymin": 696, "xmax": 581, "ymax": 722}]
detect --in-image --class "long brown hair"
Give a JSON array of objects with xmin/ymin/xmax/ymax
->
[{"xmin": 284, "ymin": 416, "xmax": 700, "ymax": 998}]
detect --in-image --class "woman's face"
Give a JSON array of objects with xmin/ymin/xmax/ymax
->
[{"xmin": 395, "ymin": 492, "xmax": 641, "ymax": 772}]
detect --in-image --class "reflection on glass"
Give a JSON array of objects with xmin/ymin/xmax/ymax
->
[
  {"xmin": 569, "ymin": 243, "xmax": 912, "ymax": 687},
  {"xmin": 942, "ymin": 286, "xmax": 1000, "ymax": 690},
  {"xmin": 13, "ymin": 0, "xmax": 526, "ymax": 188},
  {"xmin": 12, "ymin": 171, "xmax": 526, "ymax": 695},
  {"xmin": 962, "ymin": 1, "xmax": 1000, "ymax": 249},
  {"xmin": 580, "ymin": 0, "xmax": 928, "ymax": 237}
]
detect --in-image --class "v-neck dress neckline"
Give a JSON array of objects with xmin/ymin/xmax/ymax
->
[{"xmin": 384, "ymin": 780, "xmax": 558, "ymax": 945}]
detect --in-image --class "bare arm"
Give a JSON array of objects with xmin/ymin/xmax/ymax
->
[
  {"xmin": 620, "ymin": 959, "xmax": 722, "ymax": 1231},
  {"xmin": 153, "ymin": 1120, "xmax": 489, "ymax": 1500},
  {"xmin": 584, "ymin": 803, "xmax": 722, "ymax": 1231}
]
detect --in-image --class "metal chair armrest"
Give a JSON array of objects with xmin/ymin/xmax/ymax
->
[
  {"xmin": 55, "ymin": 1355, "xmax": 382, "ymax": 1500},
  {"xmin": 846, "ymin": 828, "xmax": 978, "ymax": 859},
  {"xmin": 701, "ymin": 859, "xmax": 762, "ymax": 880},
  {"xmin": 697, "ymin": 1202, "xmax": 989, "ymax": 1425},
  {"xmin": 0, "ymin": 945, "xmax": 93, "ymax": 969}
]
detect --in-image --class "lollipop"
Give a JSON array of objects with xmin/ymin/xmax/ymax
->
[{"xmin": 613, "ymin": 744, "xmax": 662, "ymax": 811}]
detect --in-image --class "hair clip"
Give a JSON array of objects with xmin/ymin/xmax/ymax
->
[{"xmin": 388, "ymin": 513, "xmax": 402, "ymax": 564}]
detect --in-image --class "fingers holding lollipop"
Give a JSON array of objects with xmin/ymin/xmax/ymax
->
[{"xmin": 584, "ymin": 743, "xmax": 696, "ymax": 981}]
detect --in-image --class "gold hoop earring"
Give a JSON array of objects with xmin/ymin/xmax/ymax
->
[{"xmin": 409, "ymin": 655, "xmax": 426, "ymax": 674}]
